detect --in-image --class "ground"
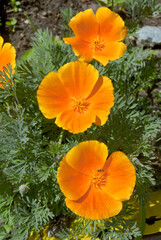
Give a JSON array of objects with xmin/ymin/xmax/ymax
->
[
  {"xmin": 0, "ymin": 0, "xmax": 98, "ymax": 58},
  {"xmin": 1, "ymin": 0, "xmax": 161, "ymax": 58}
]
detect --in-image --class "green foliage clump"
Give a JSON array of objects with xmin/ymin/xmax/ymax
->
[{"xmin": 0, "ymin": 24, "xmax": 160, "ymax": 240}]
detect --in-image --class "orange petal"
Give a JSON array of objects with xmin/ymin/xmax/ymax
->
[
  {"xmin": 37, "ymin": 72, "xmax": 69, "ymax": 119},
  {"xmin": 96, "ymin": 7, "xmax": 128, "ymax": 42},
  {"xmin": 65, "ymin": 185, "xmax": 122, "ymax": 220},
  {"xmin": 57, "ymin": 157, "xmax": 91, "ymax": 200},
  {"xmin": 103, "ymin": 152, "xmax": 136, "ymax": 201},
  {"xmin": 87, "ymin": 76, "xmax": 114, "ymax": 126},
  {"xmin": 0, "ymin": 37, "xmax": 16, "ymax": 73},
  {"xmin": 68, "ymin": 9, "xmax": 99, "ymax": 41},
  {"xmin": 55, "ymin": 108, "xmax": 95, "ymax": 134},
  {"xmin": 0, "ymin": 36, "xmax": 4, "ymax": 49},
  {"xmin": 93, "ymin": 41, "xmax": 127, "ymax": 66},
  {"xmin": 58, "ymin": 61, "xmax": 99, "ymax": 99},
  {"xmin": 63, "ymin": 37, "xmax": 93, "ymax": 62},
  {"xmin": 60, "ymin": 141, "xmax": 108, "ymax": 175}
]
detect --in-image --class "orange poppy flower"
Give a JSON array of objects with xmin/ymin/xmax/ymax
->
[
  {"xmin": 37, "ymin": 61, "xmax": 114, "ymax": 134},
  {"xmin": 57, "ymin": 140, "xmax": 136, "ymax": 220},
  {"xmin": 0, "ymin": 36, "xmax": 16, "ymax": 88},
  {"xmin": 63, "ymin": 7, "xmax": 127, "ymax": 66}
]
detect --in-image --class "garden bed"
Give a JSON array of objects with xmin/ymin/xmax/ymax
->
[{"xmin": 0, "ymin": 0, "xmax": 161, "ymax": 240}]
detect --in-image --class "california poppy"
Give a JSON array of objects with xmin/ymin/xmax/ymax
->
[
  {"xmin": 0, "ymin": 36, "xmax": 16, "ymax": 88},
  {"xmin": 63, "ymin": 7, "xmax": 127, "ymax": 66},
  {"xmin": 37, "ymin": 61, "xmax": 114, "ymax": 134},
  {"xmin": 57, "ymin": 140, "xmax": 136, "ymax": 220}
]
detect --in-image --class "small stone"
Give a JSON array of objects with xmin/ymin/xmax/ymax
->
[
  {"xmin": 24, "ymin": 19, "xmax": 29, "ymax": 24},
  {"xmin": 20, "ymin": 33, "xmax": 24, "ymax": 38},
  {"xmin": 33, "ymin": 7, "xmax": 39, "ymax": 12},
  {"xmin": 137, "ymin": 26, "xmax": 161, "ymax": 47},
  {"xmin": 47, "ymin": 10, "xmax": 52, "ymax": 15},
  {"xmin": 42, "ymin": 11, "xmax": 47, "ymax": 17},
  {"xmin": 17, "ymin": 41, "xmax": 22, "ymax": 49}
]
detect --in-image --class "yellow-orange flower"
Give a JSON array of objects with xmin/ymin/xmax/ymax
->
[
  {"xmin": 57, "ymin": 141, "xmax": 136, "ymax": 220},
  {"xmin": 63, "ymin": 7, "xmax": 127, "ymax": 66},
  {"xmin": 37, "ymin": 61, "xmax": 114, "ymax": 134},
  {"xmin": 0, "ymin": 36, "xmax": 16, "ymax": 88}
]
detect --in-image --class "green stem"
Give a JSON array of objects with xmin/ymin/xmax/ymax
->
[
  {"xmin": 111, "ymin": 0, "xmax": 114, "ymax": 10},
  {"xmin": 74, "ymin": 219, "xmax": 91, "ymax": 237},
  {"xmin": 58, "ymin": 130, "xmax": 64, "ymax": 145},
  {"xmin": 134, "ymin": 204, "xmax": 146, "ymax": 240},
  {"xmin": 93, "ymin": 220, "xmax": 96, "ymax": 232},
  {"xmin": 24, "ymin": 11, "xmax": 37, "ymax": 31}
]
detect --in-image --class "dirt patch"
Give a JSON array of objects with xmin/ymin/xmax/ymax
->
[
  {"xmin": 1, "ymin": 0, "xmax": 161, "ymax": 58},
  {"xmin": 0, "ymin": 0, "xmax": 98, "ymax": 58}
]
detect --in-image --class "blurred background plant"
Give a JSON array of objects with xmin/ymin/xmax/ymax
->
[
  {"xmin": 0, "ymin": 3, "xmax": 161, "ymax": 240},
  {"xmin": 10, "ymin": 0, "xmax": 21, "ymax": 12},
  {"xmin": 1, "ymin": 0, "xmax": 21, "ymax": 33},
  {"xmin": 5, "ymin": 17, "xmax": 17, "ymax": 32}
]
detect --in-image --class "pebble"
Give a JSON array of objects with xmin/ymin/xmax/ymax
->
[
  {"xmin": 137, "ymin": 26, "xmax": 161, "ymax": 47},
  {"xmin": 20, "ymin": 33, "xmax": 24, "ymax": 38},
  {"xmin": 24, "ymin": 19, "xmax": 29, "ymax": 24},
  {"xmin": 47, "ymin": 10, "xmax": 52, "ymax": 15},
  {"xmin": 42, "ymin": 11, "xmax": 47, "ymax": 17}
]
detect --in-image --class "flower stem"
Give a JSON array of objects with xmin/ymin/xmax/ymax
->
[
  {"xmin": 58, "ymin": 130, "xmax": 64, "ymax": 145},
  {"xmin": 111, "ymin": 0, "xmax": 114, "ymax": 10},
  {"xmin": 24, "ymin": 11, "xmax": 37, "ymax": 31},
  {"xmin": 134, "ymin": 204, "xmax": 146, "ymax": 240}
]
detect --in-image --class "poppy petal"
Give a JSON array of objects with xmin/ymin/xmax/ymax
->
[
  {"xmin": 103, "ymin": 152, "xmax": 136, "ymax": 201},
  {"xmin": 58, "ymin": 61, "xmax": 99, "ymax": 99},
  {"xmin": 37, "ymin": 72, "xmax": 69, "ymax": 119},
  {"xmin": 63, "ymin": 37, "xmax": 93, "ymax": 62},
  {"xmin": 65, "ymin": 185, "xmax": 122, "ymax": 219},
  {"xmin": 93, "ymin": 41, "xmax": 127, "ymax": 66},
  {"xmin": 96, "ymin": 7, "xmax": 128, "ymax": 42},
  {"xmin": 68, "ymin": 9, "xmax": 99, "ymax": 40},
  {"xmin": 87, "ymin": 76, "xmax": 114, "ymax": 126},
  {"xmin": 0, "ymin": 36, "xmax": 4, "ymax": 49},
  {"xmin": 0, "ymin": 38, "xmax": 16, "ymax": 72},
  {"xmin": 55, "ymin": 108, "xmax": 95, "ymax": 134},
  {"xmin": 60, "ymin": 141, "xmax": 108, "ymax": 175},
  {"xmin": 57, "ymin": 157, "xmax": 91, "ymax": 200}
]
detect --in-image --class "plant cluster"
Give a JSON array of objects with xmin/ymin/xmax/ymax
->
[
  {"xmin": 0, "ymin": 0, "xmax": 21, "ymax": 33},
  {"xmin": 0, "ymin": 5, "xmax": 161, "ymax": 240}
]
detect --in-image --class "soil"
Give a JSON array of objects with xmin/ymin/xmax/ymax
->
[
  {"xmin": 1, "ymin": 0, "xmax": 161, "ymax": 59},
  {"xmin": 0, "ymin": 0, "xmax": 99, "ymax": 58}
]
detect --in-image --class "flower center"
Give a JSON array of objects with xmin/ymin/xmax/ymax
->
[
  {"xmin": 90, "ymin": 170, "xmax": 107, "ymax": 189},
  {"xmin": 71, "ymin": 98, "xmax": 90, "ymax": 114},
  {"xmin": 94, "ymin": 40, "xmax": 105, "ymax": 51},
  {"xmin": 90, "ymin": 37, "xmax": 105, "ymax": 52}
]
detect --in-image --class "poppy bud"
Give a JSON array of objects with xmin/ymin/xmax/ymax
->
[{"xmin": 19, "ymin": 184, "xmax": 29, "ymax": 197}]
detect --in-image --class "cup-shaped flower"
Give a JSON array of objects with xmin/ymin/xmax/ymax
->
[
  {"xmin": 63, "ymin": 7, "xmax": 127, "ymax": 66},
  {"xmin": 57, "ymin": 140, "xmax": 136, "ymax": 220},
  {"xmin": 37, "ymin": 61, "xmax": 114, "ymax": 134},
  {"xmin": 0, "ymin": 36, "xmax": 16, "ymax": 88}
]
